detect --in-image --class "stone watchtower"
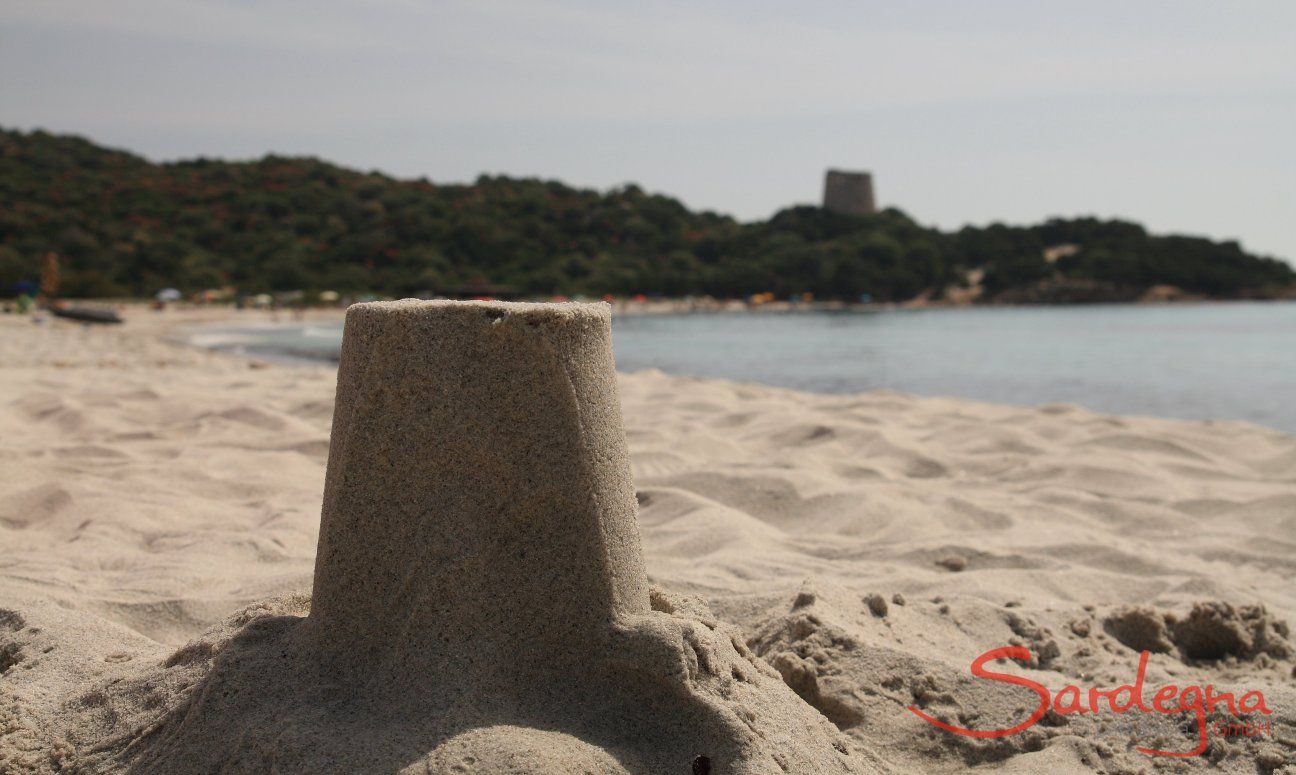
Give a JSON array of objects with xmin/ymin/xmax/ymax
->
[{"xmin": 822, "ymin": 169, "xmax": 877, "ymax": 216}]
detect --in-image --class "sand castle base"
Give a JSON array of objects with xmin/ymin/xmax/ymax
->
[{"xmin": 70, "ymin": 302, "xmax": 873, "ymax": 773}]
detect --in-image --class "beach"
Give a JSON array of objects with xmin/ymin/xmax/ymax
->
[{"xmin": 2, "ymin": 307, "xmax": 1294, "ymax": 773}]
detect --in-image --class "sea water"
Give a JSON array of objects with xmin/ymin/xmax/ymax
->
[{"xmin": 193, "ymin": 302, "xmax": 1296, "ymax": 433}]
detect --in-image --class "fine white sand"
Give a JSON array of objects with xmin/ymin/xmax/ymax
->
[{"xmin": 2, "ymin": 308, "xmax": 1294, "ymax": 773}]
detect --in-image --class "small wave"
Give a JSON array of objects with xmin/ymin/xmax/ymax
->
[
  {"xmin": 186, "ymin": 325, "xmax": 342, "ymax": 365},
  {"xmin": 187, "ymin": 333, "xmax": 259, "ymax": 347}
]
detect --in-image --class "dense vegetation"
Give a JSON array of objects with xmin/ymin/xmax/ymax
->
[{"xmin": 2, "ymin": 128, "xmax": 1292, "ymax": 302}]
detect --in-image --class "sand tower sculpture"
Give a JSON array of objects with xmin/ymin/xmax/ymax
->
[
  {"xmin": 310, "ymin": 300, "xmax": 651, "ymax": 674},
  {"xmin": 306, "ymin": 299, "xmax": 870, "ymax": 772},
  {"xmin": 110, "ymin": 300, "xmax": 871, "ymax": 774},
  {"xmin": 822, "ymin": 169, "xmax": 877, "ymax": 216}
]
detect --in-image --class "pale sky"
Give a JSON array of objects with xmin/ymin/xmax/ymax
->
[{"xmin": 3, "ymin": 0, "xmax": 1294, "ymax": 263}]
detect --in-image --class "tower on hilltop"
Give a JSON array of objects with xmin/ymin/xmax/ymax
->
[{"xmin": 822, "ymin": 169, "xmax": 876, "ymax": 216}]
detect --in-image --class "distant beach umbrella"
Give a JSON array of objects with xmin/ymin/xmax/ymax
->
[{"xmin": 156, "ymin": 288, "xmax": 182, "ymax": 302}]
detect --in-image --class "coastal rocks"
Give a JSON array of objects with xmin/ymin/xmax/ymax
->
[
  {"xmin": 66, "ymin": 301, "xmax": 871, "ymax": 774},
  {"xmin": 989, "ymin": 278, "xmax": 1144, "ymax": 305}
]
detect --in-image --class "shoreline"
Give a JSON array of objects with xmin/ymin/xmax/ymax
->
[
  {"xmin": 17, "ymin": 292, "xmax": 1296, "ymax": 320},
  {"xmin": 166, "ymin": 304, "xmax": 1296, "ymax": 436}
]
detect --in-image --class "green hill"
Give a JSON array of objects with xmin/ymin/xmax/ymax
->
[{"xmin": 2, "ymin": 127, "xmax": 1292, "ymax": 301}]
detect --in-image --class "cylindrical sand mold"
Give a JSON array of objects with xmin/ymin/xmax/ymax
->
[{"xmin": 309, "ymin": 300, "xmax": 649, "ymax": 671}]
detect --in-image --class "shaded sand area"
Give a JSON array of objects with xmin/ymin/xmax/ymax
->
[{"xmin": 2, "ymin": 308, "xmax": 1295, "ymax": 773}]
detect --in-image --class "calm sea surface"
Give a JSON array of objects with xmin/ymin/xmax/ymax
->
[{"xmin": 194, "ymin": 302, "xmax": 1296, "ymax": 433}]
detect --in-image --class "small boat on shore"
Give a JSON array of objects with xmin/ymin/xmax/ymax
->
[{"xmin": 49, "ymin": 305, "xmax": 124, "ymax": 325}]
